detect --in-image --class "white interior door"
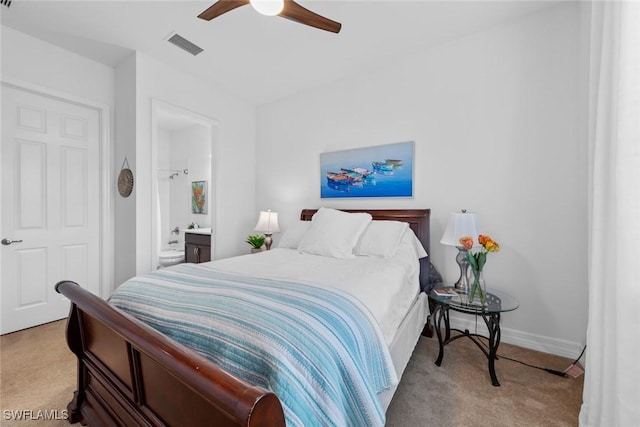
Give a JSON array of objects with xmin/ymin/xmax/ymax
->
[{"xmin": 1, "ymin": 84, "xmax": 101, "ymax": 334}]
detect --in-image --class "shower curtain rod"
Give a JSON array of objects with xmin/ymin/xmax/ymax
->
[{"xmin": 158, "ymin": 168, "xmax": 189, "ymax": 174}]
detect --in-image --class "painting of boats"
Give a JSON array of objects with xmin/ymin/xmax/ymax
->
[
  {"xmin": 341, "ymin": 167, "xmax": 374, "ymax": 179},
  {"xmin": 320, "ymin": 141, "xmax": 414, "ymax": 198},
  {"xmin": 372, "ymin": 161, "xmax": 395, "ymax": 172},
  {"xmin": 326, "ymin": 171, "xmax": 361, "ymax": 185}
]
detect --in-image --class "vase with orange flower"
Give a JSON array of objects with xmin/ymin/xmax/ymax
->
[{"xmin": 459, "ymin": 235, "xmax": 500, "ymax": 305}]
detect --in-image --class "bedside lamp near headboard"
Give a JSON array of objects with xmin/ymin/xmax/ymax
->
[{"xmin": 255, "ymin": 210, "xmax": 280, "ymax": 250}]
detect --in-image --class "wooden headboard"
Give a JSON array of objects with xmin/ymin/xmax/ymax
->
[{"xmin": 299, "ymin": 208, "xmax": 431, "ymax": 292}]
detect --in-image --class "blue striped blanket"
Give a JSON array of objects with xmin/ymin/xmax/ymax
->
[{"xmin": 109, "ymin": 264, "xmax": 397, "ymax": 427}]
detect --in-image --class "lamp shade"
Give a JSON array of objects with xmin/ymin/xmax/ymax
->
[
  {"xmin": 440, "ymin": 211, "xmax": 481, "ymax": 247},
  {"xmin": 254, "ymin": 210, "xmax": 280, "ymax": 234}
]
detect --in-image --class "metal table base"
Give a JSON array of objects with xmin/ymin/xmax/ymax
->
[{"xmin": 432, "ymin": 302, "xmax": 503, "ymax": 386}]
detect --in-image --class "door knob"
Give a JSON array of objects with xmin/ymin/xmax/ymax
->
[{"xmin": 1, "ymin": 238, "xmax": 23, "ymax": 245}]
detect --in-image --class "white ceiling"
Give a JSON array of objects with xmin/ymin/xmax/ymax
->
[{"xmin": 1, "ymin": 1, "xmax": 557, "ymax": 105}]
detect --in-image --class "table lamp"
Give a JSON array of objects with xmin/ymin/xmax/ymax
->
[
  {"xmin": 254, "ymin": 210, "xmax": 280, "ymax": 250},
  {"xmin": 440, "ymin": 210, "xmax": 481, "ymax": 294}
]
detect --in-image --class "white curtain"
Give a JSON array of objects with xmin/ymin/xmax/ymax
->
[{"xmin": 581, "ymin": 2, "xmax": 640, "ymax": 426}]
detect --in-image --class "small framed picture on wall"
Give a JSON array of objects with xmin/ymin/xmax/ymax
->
[{"xmin": 191, "ymin": 181, "xmax": 207, "ymax": 214}]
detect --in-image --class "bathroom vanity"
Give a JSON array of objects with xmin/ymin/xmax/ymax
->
[{"xmin": 185, "ymin": 229, "xmax": 211, "ymax": 263}]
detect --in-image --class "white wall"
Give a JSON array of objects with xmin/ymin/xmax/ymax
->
[
  {"xmin": 255, "ymin": 4, "xmax": 588, "ymax": 356},
  {"xmin": 1, "ymin": 26, "xmax": 114, "ymax": 106},
  {"xmin": 173, "ymin": 124, "xmax": 212, "ymax": 231},
  {"xmin": 134, "ymin": 53, "xmax": 256, "ymax": 273},
  {"xmin": 158, "ymin": 128, "xmax": 172, "ymax": 252},
  {"xmin": 114, "ymin": 54, "xmax": 137, "ymax": 287}
]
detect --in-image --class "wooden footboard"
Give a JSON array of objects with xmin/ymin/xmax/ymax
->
[{"xmin": 55, "ymin": 281, "xmax": 285, "ymax": 427}]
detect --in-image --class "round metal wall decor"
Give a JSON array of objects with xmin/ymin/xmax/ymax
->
[{"xmin": 117, "ymin": 158, "xmax": 134, "ymax": 197}]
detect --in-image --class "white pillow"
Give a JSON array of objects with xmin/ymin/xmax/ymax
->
[
  {"xmin": 297, "ymin": 208, "xmax": 372, "ymax": 258},
  {"xmin": 278, "ymin": 220, "xmax": 312, "ymax": 249},
  {"xmin": 409, "ymin": 228, "xmax": 428, "ymax": 259},
  {"xmin": 394, "ymin": 228, "xmax": 429, "ymax": 261},
  {"xmin": 354, "ymin": 220, "xmax": 409, "ymax": 258}
]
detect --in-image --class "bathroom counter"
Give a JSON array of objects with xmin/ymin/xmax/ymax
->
[{"xmin": 185, "ymin": 227, "xmax": 211, "ymax": 235}]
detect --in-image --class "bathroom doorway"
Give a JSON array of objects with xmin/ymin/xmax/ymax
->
[{"xmin": 151, "ymin": 100, "xmax": 218, "ymax": 269}]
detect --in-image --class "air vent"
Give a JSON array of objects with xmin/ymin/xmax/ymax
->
[
  {"xmin": 167, "ymin": 33, "xmax": 204, "ymax": 56},
  {"xmin": 1, "ymin": 0, "xmax": 12, "ymax": 8}
]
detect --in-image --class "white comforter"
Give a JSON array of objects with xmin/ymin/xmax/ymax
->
[{"xmin": 202, "ymin": 246, "xmax": 421, "ymax": 345}]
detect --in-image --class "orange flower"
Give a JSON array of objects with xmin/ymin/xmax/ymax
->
[
  {"xmin": 478, "ymin": 234, "xmax": 490, "ymax": 245},
  {"xmin": 484, "ymin": 240, "xmax": 500, "ymax": 252},
  {"xmin": 478, "ymin": 234, "xmax": 500, "ymax": 252},
  {"xmin": 459, "ymin": 236, "xmax": 474, "ymax": 250},
  {"xmin": 465, "ymin": 234, "xmax": 500, "ymax": 304}
]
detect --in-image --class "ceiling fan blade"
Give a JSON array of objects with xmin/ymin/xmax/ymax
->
[
  {"xmin": 198, "ymin": 0, "xmax": 250, "ymax": 21},
  {"xmin": 279, "ymin": 0, "xmax": 342, "ymax": 34}
]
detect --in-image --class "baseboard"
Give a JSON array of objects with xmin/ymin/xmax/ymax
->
[{"xmin": 448, "ymin": 313, "xmax": 584, "ymax": 360}]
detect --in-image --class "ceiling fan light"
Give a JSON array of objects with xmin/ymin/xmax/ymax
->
[{"xmin": 250, "ymin": 0, "xmax": 284, "ymax": 16}]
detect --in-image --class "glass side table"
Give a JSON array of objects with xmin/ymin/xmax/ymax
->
[{"xmin": 428, "ymin": 286, "xmax": 519, "ymax": 386}]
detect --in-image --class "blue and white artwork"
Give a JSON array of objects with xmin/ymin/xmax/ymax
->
[{"xmin": 320, "ymin": 141, "xmax": 414, "ymax": 199}]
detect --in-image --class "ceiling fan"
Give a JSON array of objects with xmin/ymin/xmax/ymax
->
[{"xmin": 198, "ymin": 0, "xmax": 342, "ymax": 34}]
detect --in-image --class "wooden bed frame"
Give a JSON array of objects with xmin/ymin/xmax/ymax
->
[{"xmin": 55, "ymin": 208, "xmax": 431, "ymax": 426}]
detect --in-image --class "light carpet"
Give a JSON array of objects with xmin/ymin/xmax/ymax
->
[{"xmin": 1, "ymin": 320, "xmax": 583, "ymax": 426}]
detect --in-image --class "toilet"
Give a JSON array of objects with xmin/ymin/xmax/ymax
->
[{"xmin": 158, "ymin": 249, "xmax": 185, "ymax": 268}]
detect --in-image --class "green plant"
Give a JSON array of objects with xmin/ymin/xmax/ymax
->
[{"xmin": 246, "ymin": 235, "xmax": 265, "ymax": 249}]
